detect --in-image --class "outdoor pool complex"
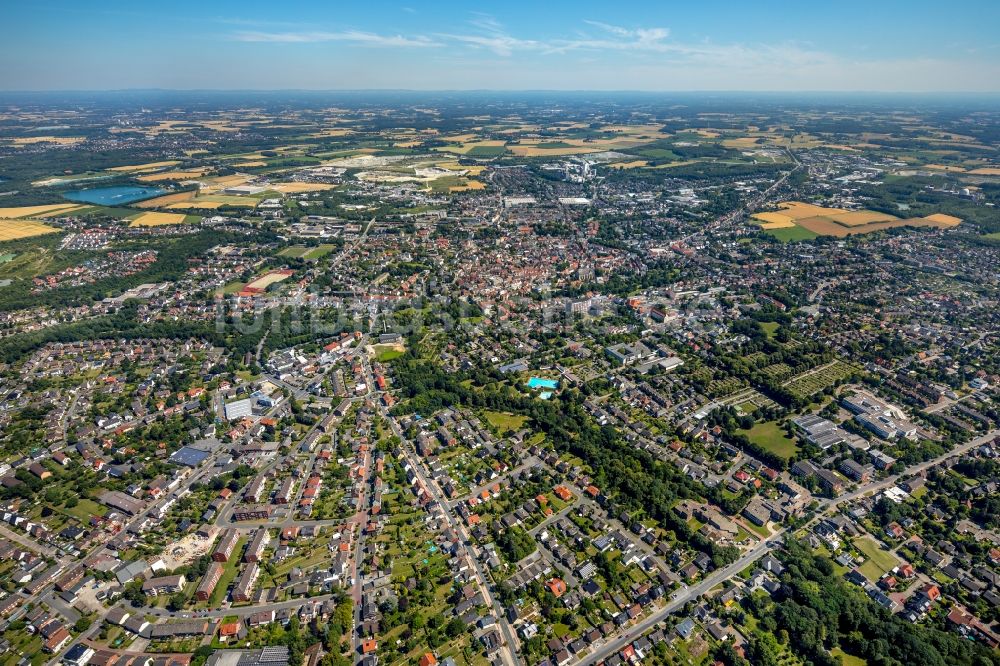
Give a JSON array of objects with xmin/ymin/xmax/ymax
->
[{"xmin": 526, "ymin": 377, "xmax": 559, "ymax": 390}]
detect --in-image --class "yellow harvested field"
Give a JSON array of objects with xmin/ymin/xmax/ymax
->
[
  {"xmin": 166, "ymin": 201, "xmax": 224, "ymax": 210},
  {"xmin": 163, "ymin": 194, "xmax": 257, "ymax": 210},
  {"xmin": 438, "ymin": 162, "xmax": 487, "ymax": 175},
  {"xmin": 435, "ymin": 140, "xmax": 506, "ymax": 155},
  {"xmin": 923, "ymin": 213, "xmax": 962, "ymax": 226},
  {"xmin": 969, "ymin": 167, "xmax": 1000, "ymax": 175},
  {"xmin": 752, "ymin": 211, "xmax": 795, "ymax": 225},
  {"xmin": 758, "ymin": 200, "xmax": 961, "ymax": 239},
  {"xmin": 723, "ymin": 137, "xmax": 760, "ymax": 148},
  {"xmin": 234, "ymin": 161, "xmax": 267, "ymax": 168},
  {"xmin": 136, "ymin": 191, "xmax": 196, "ymax": 208},
  {"xmin": 649, "ymin": 159, "xmax": 701, "ymax": 169},
  {"xmin": 8, "ymin": 136, "xmax": 85, "ymax": 146},
  {"xmin": 439, "ymin": 133, "xmax": 479, "ymax": 143},
  {"xmin": 0, "ymin": 219, "xmax": 60, "ymax": 240},
  {"xmin": 271, "ymin": 183, "xmax": 335, "ymax": 193},
  {"xmin": 136, "ymin": 169, "xmax": 209, "ymax": 182},
  {"xmin": 796, "ymin": 215, "xmax": 960, "ymax": 237},
  {"xmin": 308, "ymin": 128, "xmax": 354, "ymax": 138},
  {"xmin": 925, "ymin": 164, "xmax": 967, "ymax": 172},
  {"xmin": 201, "ymin": 175, "xmax": 252, "ymax": 192},
  {"xmin": 609, "ymin": 161, "xmax": 649, "ymax": 169},
  {"xmin": 827, "ymin": 211, "xmax": 899, "ymax": 227},
  {"xmin": 774, "ymin": 201, "xmax": 848, "ymax": 220},
  {"xmin": 509, "ymin": 145, "xmax": 600, "ymax": 157},
  {"xmin": 129, "ymin": 212, "xmax": 188, "ymax": 227},
  {"xmin": 245, "ymin": 271, "xmax": 293, "ymax": 290},
  {"xmin": 449, "ymin": 180, "xmax": 486, "ymax": 193},
  {"xmin": 0, "ymin": 204, "xmax": 84, "ymax": 219},
  {"xmin": 109, "ymin": 160, "xmax": 181, "ymax": 173}
]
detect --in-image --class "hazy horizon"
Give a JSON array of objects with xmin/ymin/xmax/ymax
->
[{"xmin": 3, "ymin": 0, "xmax": 998, "ymax": 93}]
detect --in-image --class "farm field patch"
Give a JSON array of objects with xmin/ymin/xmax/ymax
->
[
  {"xmin": 136, "ymin": 169, "xmax": 210, "ymax": 182},
  {"xmin": 0, "ymin": 219, "xmax": 60, "ymax": 240},
  {"xmin": 271, "ymin": 182, "xmax": 336, "ymax": 193},
  {"xmin": 244, "ymin": 270, "xmax": 294, "ymax": 291},
  {"xmin": 7, "ymin": 135, "xmax": 85, "ymax": 146},
  {"xmin": 129, "ymin": 211, "xmax": 188, "ymax": 227},
  {"xmin": 108, "ymin": 160, "xmax": 181, "ymax": 172},
  {"xmin": 0, "ymin": 204, "xmax": 83, "ymax": 218},
  {"xmin": 754, "ymin": 201, "xmax": 962, "ymax": 238}
]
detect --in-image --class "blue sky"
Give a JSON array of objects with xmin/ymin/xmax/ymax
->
[{"xmin": 2, "ymin": 0, "xmax": 998, "ymax": 91}]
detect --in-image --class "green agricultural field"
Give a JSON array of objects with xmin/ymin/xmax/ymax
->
[
  {"xmin": 638, "ymin": 148, "xmax": 679, "ymax": 159},
  {"xmin": 738, "ymin": 420, "xmax": 798, "ymax": 459},
  {"xmin": 465, "ymin": 145, "xmax": 507, "ymax": 157},
  {"xmin": 765, "ymin": 225, "xmax": 820, "ymax": 242}
]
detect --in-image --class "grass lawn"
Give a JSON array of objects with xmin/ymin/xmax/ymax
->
[
  {"xmin": 831, "ymin": 648, "xmax": 868, "ymax": 666},
  {"xmin": 278, "ymin": 245, "xmax": 310, "ymax": 258},
  {"xmin": 221, "ymin": 280, "xmax": 245, "ymax": 294},
  {"xmin": 63, "ymin": 498, "xmax": 105, "ymax": 522},
  {"xmin": 374, "ymin": 345, "xmax": 405, "ymax": 362},
  {"xmin": 303, "ymin": 244, "xmax": 335, "ymax": 260},
  {"xmin": 737, "ymin": 420, "xmax": 798, "ymax": 459},
  {"xmin": 204, "ymin": 538, "xmax": 246, "ymax": 608},
  {"xmin": 765, "ymin": 225, "xmax": 820, "ymax": 243},
  {"xmin": 854, "ymin": 536, "xmax": 899, "ymax": 581},
  {"xmin": 760, "ymin": 321, "xmax": 779, "ymax": 338},
  {"xmin": 483, "ymin": 410, "xmax": 527, "ymax": 435}
]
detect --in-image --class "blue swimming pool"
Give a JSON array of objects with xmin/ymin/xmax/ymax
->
[{"xmin": 526, "ymin": 377, "xmax": 559, "ymax": 390}]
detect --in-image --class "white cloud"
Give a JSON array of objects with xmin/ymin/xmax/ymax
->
[{"xmin": 231, "ymin": 30, "xmax": 441, "ymax": 48}]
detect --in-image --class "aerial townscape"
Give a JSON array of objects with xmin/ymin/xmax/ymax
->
[{"xmin": 1, "ymin": 3, "xmax": 999, "ymax": 666}]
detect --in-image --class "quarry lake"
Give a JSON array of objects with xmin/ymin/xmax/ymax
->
[{"xmin": 63, "ymin": 185, "xmax": 166, "ymax": 205}]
